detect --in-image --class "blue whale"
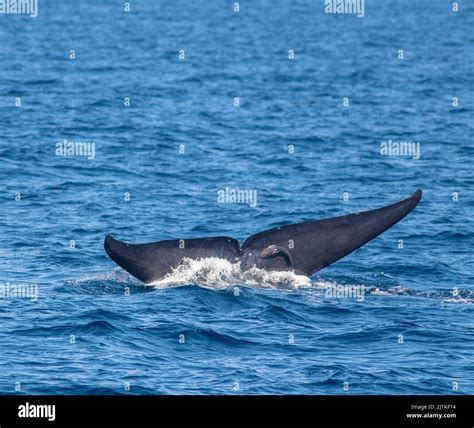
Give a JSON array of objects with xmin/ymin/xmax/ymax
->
[{"xmin": 104, "ymin": 189, "xmax": 422, "ymax": 284}]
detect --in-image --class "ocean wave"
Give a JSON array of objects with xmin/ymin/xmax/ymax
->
[{"xmin": 65, "ymin": 265, "xmax": 474, "ymax": 304}]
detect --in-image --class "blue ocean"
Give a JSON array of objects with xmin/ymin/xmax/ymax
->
[{"xmin": 0, "ymin": 0, "xmax": 473, "ymax": 395}]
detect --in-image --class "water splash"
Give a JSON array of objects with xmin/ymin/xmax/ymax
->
[
  {"xmin": 149, "ymin": 257, "xmax": 311, "ymax": 290},
  {"xmin": 67, "ymin": 268, "xmax": 143, "ymax": 286},
  {"xmin": 67, "ymin": 266, "xmax": 474, "ymax": 303}
]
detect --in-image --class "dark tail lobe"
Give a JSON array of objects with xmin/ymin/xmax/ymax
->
[{"xmin": 242, "ymin": 189, "xmax": 422, "ymax": 275}]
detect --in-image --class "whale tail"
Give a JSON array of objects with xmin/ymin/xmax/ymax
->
[
  {"xmin": 241, "ymin": 189, "xmax": 422, "ymax": 276},
  {"xmin": 104, "ymin": 189, "xmax": 422, "ymax": 283},
  {"xmin": 104, "ymin": 235, "xmax": 240, "ymax": 284}
]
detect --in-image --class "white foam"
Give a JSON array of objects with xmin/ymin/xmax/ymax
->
[
  {"xmin": 149, "ymin": 257, "xmax": 311, "ymax": 290},
  {"xmin": 68, "ymin": 267, "xmax": 142, "ymax": 286},
  {"xmin": 370, "ymin": 287, "xmax": 392, "ymax": 296},
  {"xmin": 442, "ymin": 297, "xmax": 473, "ymax": 304}
]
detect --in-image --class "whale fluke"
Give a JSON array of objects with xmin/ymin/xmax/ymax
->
[
  {"xmin": 104, "ymin": 189, "xmax": 422, "ymax": 284},
  {"xmin": 104, "ymin": 236, "xmax": 240, "ymax": 283},
  {"xmin": 240, "ymin": 188, "xmax": 422, "ymax": 275}
]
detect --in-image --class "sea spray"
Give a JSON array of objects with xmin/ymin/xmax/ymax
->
[{"xmin": 149, "ymin": 257, "xmax": 311, "ymax": 290}]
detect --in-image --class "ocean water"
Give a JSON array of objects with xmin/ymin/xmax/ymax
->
[{"xmin": 0, "ymin": 0, "xmax": 473, "ymax": 395}]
